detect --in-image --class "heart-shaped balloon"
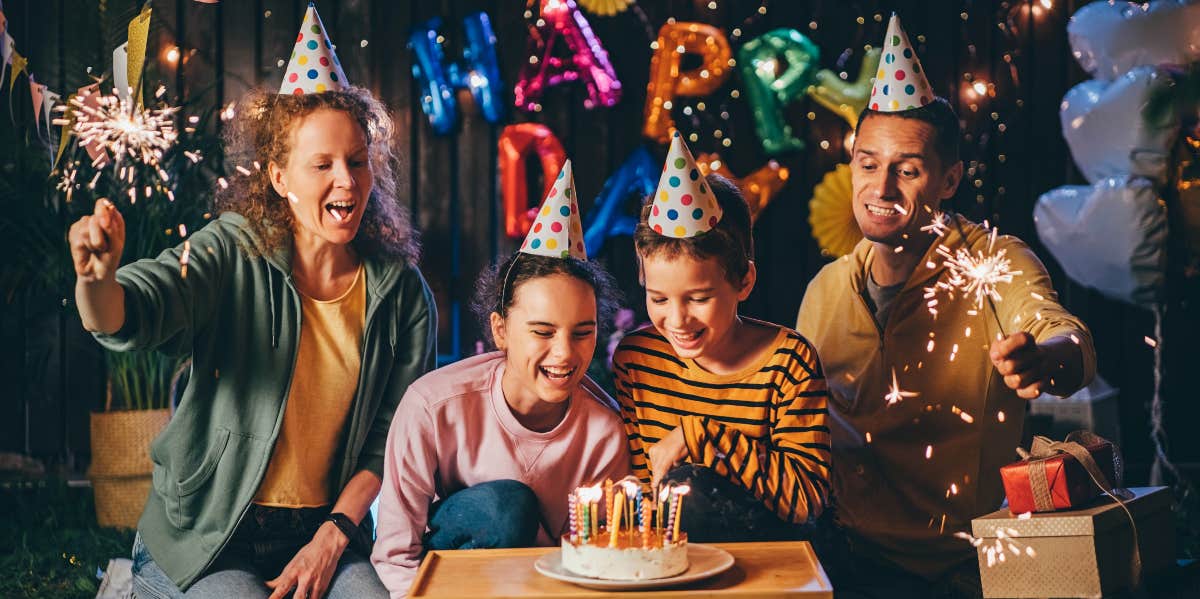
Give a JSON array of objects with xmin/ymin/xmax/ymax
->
[
  {"xmin": 1034, "ymin": 176, "xmax": 1166, "ymax": 306},
  {"xmin": 1060, "ymin": 66, "xmax": 1179, "ymax": 185},
  {"xmin": 1068, "ymin": 0, "xmax": 1200, "ymax": 80}
]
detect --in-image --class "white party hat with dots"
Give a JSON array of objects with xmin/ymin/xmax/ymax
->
[
  {"xmin": 647, "ymin": 132, "xmax": 723, "ymax": 238},
  {"xmin": 280, "ymin": 3, "xmax": 349, "ymax": 95},
  {"xmin": 869, "ymin": 14, "xmax": 934, "ymax": 112},
  {"xmin": 520, "ymin": 159, "xmax": 588, "ymax": 259}
]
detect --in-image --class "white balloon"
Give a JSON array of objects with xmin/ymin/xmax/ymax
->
[
  {"xmin": 1068, "ymin": 0, "xmax": 1200, "ymax": 80},
  {"xmin": 1060, "ymin": 66, "xmax": 1179, "ymax": 186},
  {"xmin": 1034, "ymin": 177, "xmax": 1166, "ymax": 306}
]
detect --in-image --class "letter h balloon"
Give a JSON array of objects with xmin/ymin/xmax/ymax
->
[{"xmin": 409, "ymin": 12, "xmax": 505, "ymax": 135}]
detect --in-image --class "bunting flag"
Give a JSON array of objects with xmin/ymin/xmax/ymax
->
[
  {"xmin": 1, "ymin": 31, "xmax": 14, "ymax": 91},
  {"xmin": 30, "ymin": 74, "xmax": 44, "ymax": 126},
  {"xmin": 126, "ymin": 3, "xmax": 152, "ymax": 106}
]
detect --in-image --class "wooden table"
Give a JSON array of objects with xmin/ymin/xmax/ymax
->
[{"xmin": 408, "ymin": 541, "xmax": 833, "ymax": 598}]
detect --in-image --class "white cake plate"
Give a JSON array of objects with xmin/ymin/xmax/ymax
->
[{"xmin": 533, "ymin": 544, "xmax": 735, "ymax": 590}]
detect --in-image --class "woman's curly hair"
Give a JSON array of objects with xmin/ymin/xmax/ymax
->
[
  {"xmin": 470, "ymin": 253, "xmax": 623, "ymax": 349},
  {"xmin": 214, "ymin": 86, "xmax": 418, "ymax": 265}
]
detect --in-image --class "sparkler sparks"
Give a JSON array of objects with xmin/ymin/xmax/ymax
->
[
  {"xmin": 955, "ymin": 526, "xmax": 1036, "ymax": 568},
  {"xmin": 933, "ymin": 228, "xmax": 1024, "ymax": 313},
  {"xmin": 920, "ymin": 210, "xmax": 951, "ymax": 237},
  {"xmin": 67, "ymin": 90, "xmax": 179, "ymax": 168},
  {"xmin": 884, "ymin": 367, "xmax": 919, "ymax": 407}
]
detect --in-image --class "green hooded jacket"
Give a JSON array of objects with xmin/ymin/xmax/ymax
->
[{"xmin": 93, "ymin": 212, "xmax": 437, "ymax": 589}]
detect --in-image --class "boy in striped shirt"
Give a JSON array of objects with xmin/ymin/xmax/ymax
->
[{"xmin": 612, "ymin": 133, "xmax": 831, "ymax": 541}]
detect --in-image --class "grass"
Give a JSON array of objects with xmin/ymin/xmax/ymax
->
[{"xmin": 0, "ymin": 479, "xmax": 135, "ymax": 599}]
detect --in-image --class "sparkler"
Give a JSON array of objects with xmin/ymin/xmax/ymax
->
[
  {"xmin": 884, "ymin": 367, "xmax": 919, "ymax": 407},
  {"xmin": 936, "ymin": 227, "xmax": 1024, "ymax": 314},
  {"xmin": 63, "ymin": 90, "xmax": 179, "ymax": 168},
  {"xmin": 920, "ymin": 210, "xmax": 951, "ymax": 237},
  {"xmin": 923, "ymin": 225, "xmax": 1023, "ymax": 342}
]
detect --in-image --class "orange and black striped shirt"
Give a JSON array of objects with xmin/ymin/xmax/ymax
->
[{"xmin": 612, "ymin": 323, "xmax": 831, "ymax": 524}]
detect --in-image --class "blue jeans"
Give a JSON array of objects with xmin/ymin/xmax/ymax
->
[
  {"xmin": 131, "ymin": 504, "xmax": 387, "ymax": 598},
  {"xmin": 423, "ymin": 479, "xmax": 541, "ymax": 551}
]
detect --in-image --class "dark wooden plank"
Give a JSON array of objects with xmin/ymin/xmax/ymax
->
[
  {"xmin": 179, "ymin": 0, "xmax": 220, "ymax": 113},
  {"xmin": 410, "ymin": 0, "xmax": 457, "ymax": 361},
  {"xmin": 490, "ymin": 0, "xmax": 530, "ymax": 261},
  {"xmin": 259, "ymin": 0, "xmax": 303, "ymax": 91},
  {"xmin": 447, "ymin": 0, "xmax": 500, "ymax": 353},
  {"xmin": 333, "ymin": 0, "xmax": 370, "ymax": 90},
  {"xmin": 222, "ymin": 0, "xmax": 259, "ymax": 97}
]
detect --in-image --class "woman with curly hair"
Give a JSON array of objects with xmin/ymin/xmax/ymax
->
[
  {"xmin": 67, "ymin": 10, "xmax": 434, "ymax": 597},
  {"xmin": 371, "ymin": 162, "xmax": 631, "ymax": 597}
]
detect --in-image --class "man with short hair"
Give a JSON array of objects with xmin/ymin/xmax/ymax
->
[{"xmin": 796, "ymin": 15, "xmax": 1095, "ymax": 598}]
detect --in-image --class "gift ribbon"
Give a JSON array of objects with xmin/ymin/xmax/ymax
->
[
  {"xmin": 1015, "ymin": 433, "xmax": 1142, "ymax": 588},
  {"xmin": 1016, "ymin": 436, "xmax": 1115, "ymax": 510}
]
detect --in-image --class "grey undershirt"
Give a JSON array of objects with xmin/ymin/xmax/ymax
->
[{"xmin": 864, "ymin": 272, "xmax": 904, "ymax": 328}]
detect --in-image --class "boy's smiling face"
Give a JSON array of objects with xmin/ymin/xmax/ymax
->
[{"xmin": 642, "ymin": 251, "xmax": 754, "ymax": 367}]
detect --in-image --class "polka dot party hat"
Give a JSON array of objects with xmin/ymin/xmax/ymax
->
[
  {"xmin": 869, "ymin": 14, "xmax": 933, "ymax": 112},
  {"xmin": 279, "ymin": 3, "xmax": 349, "ymax": 95},
  {"xmin": 520, "ymin": 159, "xmax": 588, "ymax": 260},
  {"xmin": 648, "ymin": 132, "xmax": 723, "ymax": 239}
]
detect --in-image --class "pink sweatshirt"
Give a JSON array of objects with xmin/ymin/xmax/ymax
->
[{"xmin": 371, "ymin": 352, "xmax": 632, "ymax": 597}]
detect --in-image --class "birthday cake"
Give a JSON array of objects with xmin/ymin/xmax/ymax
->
[{"xmin": 559, "ymin": 480, "xmax": 690, "ymax": 580}]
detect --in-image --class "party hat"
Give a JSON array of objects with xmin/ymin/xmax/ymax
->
[
  {"xmin": 280, "ymin": 3, "xmax": 349, "ymax": 95},
  {"xmin": 869, "ymin": 14, "xmax": 933, "ymax": 112},
  {"xmin": 648, "ymin": 132, "xmax": 723, "ymax": 238},
  {"xmin": 521, "ymin": 160, "xmax": 588, "ymax": 259}
]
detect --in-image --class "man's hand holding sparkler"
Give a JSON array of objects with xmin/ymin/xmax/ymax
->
[
  {"xmin": 990, "ymin": 332, "xmax": 1085, "ymax": 400},
  {"xmin": 69, "ymin": 199, "xmax": 127, "ymax": 334}
]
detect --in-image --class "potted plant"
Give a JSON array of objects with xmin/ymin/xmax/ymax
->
[
  {"xmin": 53, "ymin": 91, "xmax": 224, "ymax": 529},
  {"xmin": 87, "ymin": 351, "xmax": 183, "ymax": 529}
]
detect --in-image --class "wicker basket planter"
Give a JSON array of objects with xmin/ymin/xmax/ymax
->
[{"xmin": 88, "ymin": 408, "xmax": 170, "ymax": 529}]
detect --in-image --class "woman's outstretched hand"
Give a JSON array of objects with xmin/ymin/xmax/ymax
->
[{"xmin": 68, "ymin": 199, "xmax": 125, "ymax": 283}]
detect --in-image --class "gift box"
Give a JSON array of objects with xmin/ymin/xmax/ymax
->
[
  {"xmin": 972, "ymin": 486, "xmax": 1174, "ymax": 598},
  {"xmin": 1000, "ymin": 434, "xmax": 1118, "ymax": 514}
]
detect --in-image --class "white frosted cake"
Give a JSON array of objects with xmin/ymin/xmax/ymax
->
[{"xmin": 560, "ymin": 530, "xmax": 688, "ymax": 580}]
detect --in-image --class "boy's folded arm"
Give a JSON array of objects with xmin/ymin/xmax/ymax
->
[{"xmin": 679, "ymin": 376, "xmax": 832, "ymax": 524}]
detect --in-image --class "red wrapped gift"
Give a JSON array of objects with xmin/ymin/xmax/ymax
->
[{"xmin": 1000, "ymin": 432, "xmax": 1118, "ymax": 514}]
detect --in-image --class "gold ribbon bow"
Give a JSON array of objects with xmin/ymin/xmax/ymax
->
[{"xmin": 1015, "ymin": 431, "xmax": 1141, "ymax": 588}]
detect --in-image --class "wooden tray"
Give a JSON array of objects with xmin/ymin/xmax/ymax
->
[{"xmin": 408, "ymin": 541, "xmax": 833, "ymax": 598}]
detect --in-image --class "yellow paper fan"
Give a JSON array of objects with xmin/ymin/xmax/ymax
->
[
  {"xmin": 576, "ymin": 0, "xmax": 635, "ymax": 17},
  {"xmin": 809, "ymin": 163, "xmax": 862, "ymax": 258}
]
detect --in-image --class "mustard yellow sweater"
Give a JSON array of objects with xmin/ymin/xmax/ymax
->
[{"xmin": 797, "ymin": 214, "xmax": 1095, "ymax": 579}]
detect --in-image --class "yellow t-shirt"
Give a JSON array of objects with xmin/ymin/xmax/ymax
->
[{"xmin": 255, "ymin": 265, "xmax": 366, "ymax": 507}]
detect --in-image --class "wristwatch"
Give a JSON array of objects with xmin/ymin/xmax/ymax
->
[{"xmin": 325, "ymin": 512, "xmax": 358, "ymax": 543}]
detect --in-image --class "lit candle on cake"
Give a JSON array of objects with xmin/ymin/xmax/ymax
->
[
  {"xmin": 605, "ymin": 480, "xmax": 614, "ymax": 532},
  {"xmin": 670, "ymin": 484, "xmax": 690, "ymax": 543},
  {"xmin": 641, "ymin": 497, "xmax": 652, "ymax": 548},
  {"xmin": 657, "ymin": 483, "xmax": 668, "ymax": 531},
  {"xmin": 568, "ymin": 491, "xmax": 578, "ymax": 541},
  {"xmin": 609, "ymin": 488, "xmax": 625, "ymax": 547},
  {"xmin": 582, "ymin": 485, "xmax": 602, "ymax": 543},
  {"xmin": 620, "ymin": 479, "xmax": 640, "ymax": 542},
  {"xmin": 580, "ymin": 492, "xmax": 590, "ymax": 543}
]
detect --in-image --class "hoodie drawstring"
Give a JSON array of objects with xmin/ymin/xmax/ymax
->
[{"xmin": 268, "ymin": 265, "xmax": 279, "ymax": 348}]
